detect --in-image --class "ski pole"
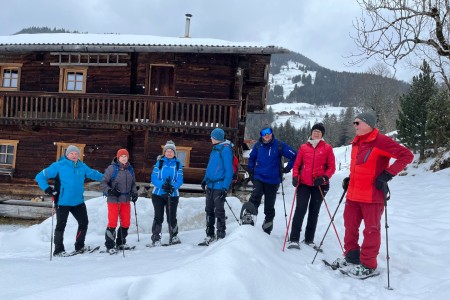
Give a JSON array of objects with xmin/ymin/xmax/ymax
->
[
  {"xmin": 282, "ymin": 183, "xmax": 299, "ymax": 251},
  {"xmin": 319, "ymin": 186, "xmax": 344, "ymax": 252},
  {"xmin": 280, "ymin": 178, "xmax": 288, "ymax": 231},
  {"xmin": 312, "ymin": 187, "xmax": 346, "ymax": 264},
  {"xmin": 383, "ymin": 184, "xmax": 393, "ymax": 290},
  {"xmin": 164, "ymin": 177, "xmax": 174, "ymax": 244},
  {"xmin": 224, "ymin": 198, "xmax": 240, "ymax": 225},
  {"xmin": 50, "ymin": 196, "xmax": 55, "ymax": 261},
  {"xmin": 133, "ymin": 201, "xmax": 140, "ymax": 242}
]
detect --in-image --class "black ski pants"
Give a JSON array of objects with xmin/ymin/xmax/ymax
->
[
  {"xmin": 205, "ymin": 188, "xmax": 226, "ymax": 237},
  {"xmin": 249, "ymin": 179, "xmax": 280, "ymax": 223},
  {"xmin": 151, "ymin": 194, "xmax": 179, "ymax": 240},
  {"xmin": 54, "ymin": 203, "xmax": 89, "ymax": 253},
  {"xmin": 289, "ymin": 184, "xmax": 328, "ymax": 243}
]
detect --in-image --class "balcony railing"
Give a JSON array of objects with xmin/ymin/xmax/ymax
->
[{"xmin": 0, "ymin": 92, "xmax": 239, "ymax": 131}]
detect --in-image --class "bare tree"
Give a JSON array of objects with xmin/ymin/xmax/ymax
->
[{"xmin": 351, "ymin": 0, "xmax": 450, "ymax": 90}]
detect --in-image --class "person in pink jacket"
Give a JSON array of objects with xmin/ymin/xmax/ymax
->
[{"xmin": 287, "ymin": 123, "xmax": 336, "ymax": 250}]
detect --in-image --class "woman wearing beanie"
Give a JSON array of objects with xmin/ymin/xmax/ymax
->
[
  {"xmin": 100, "ymin": 148, "xmax": 138, "ymax": 254},
  {"xmin": 288, "ymin": 123, "xmax": 336, "ymax": 250},
  {"xmin": 149, "ymin": 140, "xmax": 184, "ymax": 246}
]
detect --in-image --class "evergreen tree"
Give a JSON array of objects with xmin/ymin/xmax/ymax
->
[
  {"xmin": 397, "ymin": 60, "xmax": 438, "ymax": 161},
  {"xmin": 426, "ymin": 89, "xmax": 450, "ymax": 151}
]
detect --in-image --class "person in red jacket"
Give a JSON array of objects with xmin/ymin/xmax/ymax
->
[
  {"xmin": 288, "ymin": 123, "xmax": 336, "ymax": 250},
  {"xmin": 332, "ymin": 111, "xmax": 413, "ymax": 278}
]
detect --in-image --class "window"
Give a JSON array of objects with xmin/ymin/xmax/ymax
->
[
  {"xmin": 161, "ymin": 145, "xmax": 192, "ymax": 167},
  {"xmin": 59, "ymin": 68, "xmax": 87, "ymax": 93},
  {"xmin": 0, "ymin": 64, "xmax": 22, "ymax": 91},
  {"xmin": 55, "ymin": 142, "xmax": 86, "ymax": 161},
  {"xmin": 0, "ymin": 140, "xmax": 19, "ymax": 168}
]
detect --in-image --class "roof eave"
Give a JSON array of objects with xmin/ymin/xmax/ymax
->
[{"xmin": 0, "ymin": 44, "xmax": 289, "ymax": 54}]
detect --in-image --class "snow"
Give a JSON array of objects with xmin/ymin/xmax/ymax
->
[
  {"xmin": 270, "ymin": 60, "xmax": 317, "ymax": 98},
  {"xmin": 1, "ymin": 145, "xmax": 450, "ymax": 300},
  {"xmin": 0, "ymin": 33, "xmax": 268, "ymax": 48},
  {"xmin": 268, "ymin": 102, "xmax": 347, "ymax": 129}
]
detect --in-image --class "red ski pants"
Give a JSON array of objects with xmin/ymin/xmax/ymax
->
[
  {"xmin": 343, "ymin": 200, "xmax": 384, "ymax": 269},
  {"xmin": 107, "ymin": 202, "xmax": 131, "ymax": 228}
]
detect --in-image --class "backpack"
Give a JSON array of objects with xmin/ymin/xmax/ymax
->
[
  {"xmin": 216, "ymin": 144, "xmax": 240, "ymax": 181},
  {"xmin": 110, "ymin": 163, "xmax": 134, "ymax": 185}
]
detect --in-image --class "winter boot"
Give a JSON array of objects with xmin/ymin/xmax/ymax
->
[
  {"xmin": 74, "ymin": 229, "xmax": 87, "ymax": 252},
  {"xmin": 53, "ymin": 230, "xmax": 65, "ymax": 256},
  {"xmin": 116, "ymin": 227, "xmax": 128, "ymax": 248},
  {"xmin": 262, "ymin": 219, "xmax": 273, "ymax": 235},
  {"xmin": 345, "ymin": 249, "xmax": 361, "ymax": 265},
  {"xmin": 105, "ymin": 227, "xmax": 116, "ymax": 250}
]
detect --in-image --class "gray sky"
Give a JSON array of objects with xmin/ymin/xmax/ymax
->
[{"xmin": 1, "ymin": 0, "xmax": 413, "ymax": 81}]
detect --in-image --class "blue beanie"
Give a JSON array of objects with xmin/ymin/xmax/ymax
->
[{"xmin": 211, "ymin": 128, "xmax": 225, "ymax": 141}]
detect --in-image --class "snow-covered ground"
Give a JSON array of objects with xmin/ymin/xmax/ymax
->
[
  {"xmin": 268, "ymin": 102, "xmax": 346, "ymax": 129},
  {"xmin": 1, "ymin": 145, "xmax": 449, "ymax": 300}
]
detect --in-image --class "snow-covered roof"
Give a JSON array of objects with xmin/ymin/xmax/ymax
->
[{"xmin": 0, "ymin": 33, "xmax": 288, "ymax": 54}]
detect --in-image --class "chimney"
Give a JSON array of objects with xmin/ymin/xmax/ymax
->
[{"xmin": 184, "ymin": 14, "xmax": 193, "ymax": 38}]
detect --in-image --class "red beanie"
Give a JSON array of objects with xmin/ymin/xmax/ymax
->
[{"xmin": 117, "ymin": 149, "xmax": 129, "ymax": 159}]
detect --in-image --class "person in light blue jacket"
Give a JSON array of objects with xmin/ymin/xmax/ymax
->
[
  {"xmin": 199, "ymin": 128, "xmax": 234, "ymax": 245},
  {"xmin": 35, "ymin": 145, "xmax": 103, "ymax": 256},
  {"xmin": 149, "ymin": 140, "xmax": 183, "ymax": 246}
]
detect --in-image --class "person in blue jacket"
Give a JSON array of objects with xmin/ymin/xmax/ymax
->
[
  {"xmin": 150, "ymin": 140, "xmax": 184, "ymax": 246},
  {"xmin": 199, "ymin": 128, "xmax": 234, "ymax": 245},
  {"xmin": 247, "ymin": 125, "xmax": 297, "ymax": 235},
  {"xmin": 35, "ymin": 145, "xmax": 104, "ymax": 256}
]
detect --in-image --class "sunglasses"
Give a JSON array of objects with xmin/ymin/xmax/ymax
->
[
  {"xmin": 260, "ymin": 128, "xmax": 273, "ymax": 136},
  {"xmin": 353, "ymin": 121, "xmax": 360, "ymax": 126}
]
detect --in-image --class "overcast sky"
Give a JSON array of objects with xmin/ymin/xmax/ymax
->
[{"xmin": 1, "ymin": 0, "xmax": 413, "ymax": 81}]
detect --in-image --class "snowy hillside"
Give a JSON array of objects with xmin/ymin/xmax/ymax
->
[
  {"xmin": 1, "ymin": 145, "xmax": 449, "ymax": 300},
  {"xmin": 270, "ymin": 60, "xmax": 317, "ymax": 99},
  {"xmin": 268, "ymin": 102, "xmax": 346, "ymax": 129}
]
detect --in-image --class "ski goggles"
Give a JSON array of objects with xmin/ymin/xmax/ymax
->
[{"xmin": 260, "ymin": 128, "xmax": 273, "ymax": 136}]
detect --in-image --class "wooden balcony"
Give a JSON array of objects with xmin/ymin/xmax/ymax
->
[{"xmin": 0, "ymin": 92, "xmax": 240, "ymax": 132}]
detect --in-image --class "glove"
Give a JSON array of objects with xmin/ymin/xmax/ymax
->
[
  {"xmin": 248, "ymin": 172, "xmax": 254, "ymax": 183},
  {"xmin": 162, "ymin": 181, "xmax": 174, "ymax": 193},
  {"xmin": 108, "ymin": 187, "xmax": 121, "ymax": 197},
  {"xmin": 201, "ymin": 180, "xmax": 206, "ymax": 193},
  {"xmin": 45, "ymin": 187, "xmax": 57, "ymax": 196},
  {"xmin": 342, "ymin": 177, "xmax": 350, "ymax": 190},
  {"xmin": 313, "ymin": 176, "xmax": 329, "ymax": 186},
  {"xmin": 376, "ymin": 171, "xmax": 393, "ymax": 190},
  {"xmin": 282, "ymin": 166, "xmax": 290, "ymax": 174},
  {"xmin": 221, "ymin": 188, "xmax": 228, "ymax": 197},
  {"xmin": 292, "ymin": 177, "xmax": 298, "ymax": 187},
  {"xmin": 130, "ymin": 192, "xmax": 138, "ymax": 203}
]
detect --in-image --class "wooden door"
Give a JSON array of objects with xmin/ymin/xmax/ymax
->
[{"xmin": 149, "ymin": 65, "xmax": 175, "ymax": 96}]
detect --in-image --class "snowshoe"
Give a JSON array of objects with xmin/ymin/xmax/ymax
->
[
  {"xmin": 287, "ymin": 241, "xmax": 300, "ymax": 250},
  {"xmin": 198, "ymin": 236, "xmax": 216, "ymax": 246},
  {"xmin": 240, "ymin": 202, "xmax": 257, "ymax": 225},
  {"xmin": 302, "ymin": 240, "xmax": 323, "ymax": 253},
  {"xmin": 340, "ymin": 265, "xmax": 380, "ymax": 280},
  {"xmin": 146, "ymin": 240, "xmax": 161, "ymax": 248},
  {"xmin": 162, "ymin": 235, "xmax": 182, "ymax": 246}
]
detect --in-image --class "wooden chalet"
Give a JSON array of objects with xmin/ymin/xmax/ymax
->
[{"xmin": 0, "ymin": 32, "xmax": 286, "ymax": 193}]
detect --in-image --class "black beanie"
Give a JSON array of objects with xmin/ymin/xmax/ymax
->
[{"xmin": 311, "ymin": 123, "xmax": 325, "ymax": 136}]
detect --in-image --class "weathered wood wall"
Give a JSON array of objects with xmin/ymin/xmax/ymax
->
[{"xmin": 0, "ymin": 126, "xmax": 213, "ymax": 184}]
